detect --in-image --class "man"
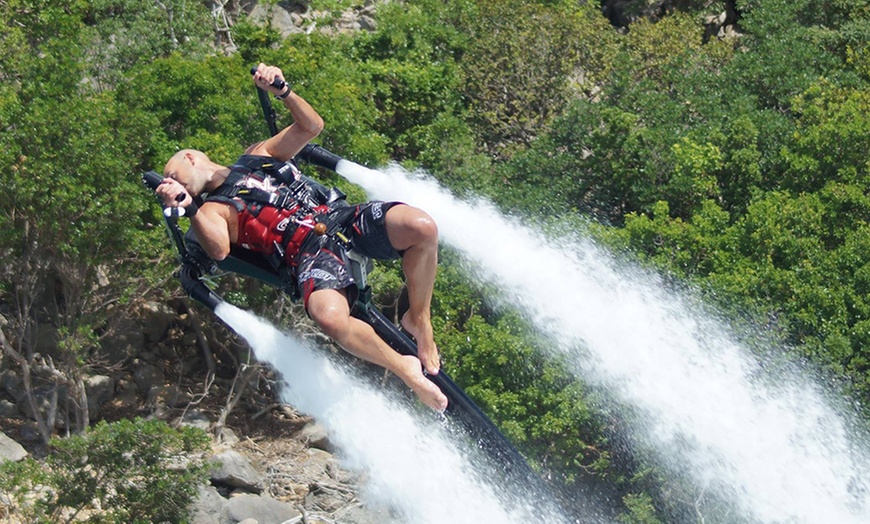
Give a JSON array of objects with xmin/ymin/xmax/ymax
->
[{"xmin": 156, "ymin": 63, "xmax": 447, "ymax": 411}]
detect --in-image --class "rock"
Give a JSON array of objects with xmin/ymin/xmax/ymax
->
[
  {"xmin": 177, "ymin": 409, "xmax": 212, "ymax": 432},
  {"xmin": 109, "ymin": 378, "xmax": 138, "ymax": 411},
  {"xmin": 211, "ymin": 450, "xmax": 265, "ymax": 493},
  {"xmin": 333, "ymin": 502, "xmax": 405, "ymax": 524},
  {"xmin": 17, "ymin": 420, "xmax": 42, "ymax": 442},
  {"xmin": 17, "ymin": 384, "xmax": 67, "ymax": 424},
  {"xmin": 101, "ymin": 315, "xmax": 145, "ymax": 365},
  {"xmin": 222, "ymin": 493, "xmax": 301, "ymax": 524},
  {"xmin": 216, "ymin": 426, "xmax": 240, "ymax": 446},
  {"xmin": 1, "ymin": 369, "xmax": 22, "ymax": 401},
  {"xmin": 146, "ymin": 385, "xmax": 190, "ymax": 411},
  {"xmin": 86, "ymin": 374, "xmax": 115, "ymax": 419},
  {"xmin": 0, "ymin": 431, "xmax": 27, "ymax": 462},
  {"xmin": 298, "ymin": 448, "xmax": 335, "ymax": 479},
  {"xmin": 190, "ymin": 484, "xmax": 227, "ymax": 524},
  {"xmin": 296, "ymin": 421, "xmax": 331, "ymax": 451},
  {"xmin": 138, "ymin": 301, "xmax": 175, "ymax": 343},
  {"xmin": 249, "ymin": 3, "xmax": 305, "ymax": 37},
  {"xmin": 0, "ymin": 399, "xmax": 18, "ymax": 417},
  {"xmin": 133, "ymin": 361, "xmax": 164, "ymax": 393},
  {"xmin": 358, "ymin": 15, "xmax": 377, "ymax": 31}
]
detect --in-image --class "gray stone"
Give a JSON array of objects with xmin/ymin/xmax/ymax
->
[
  {"xmin": 0, "ymin": 399, "xmax": 18, "ymax": 417},
  {"xmin": 85, "ymin": 375, "xmax": 115, "ymax": 419},
  {"xmin": 147, "ymin": 385, "xmax": 190, "ymax": 410},
  {"xmin": 297, "ymin": 448, "xmax": 337, "ymax": 480},
  {"xmin": 133, "ymin": 361, "xmax": 164, "ymax": 393},
  {"xmin": 111, "ymin": 378, "xmax": 138, "ymax": 411},
  {"xmin": 17, "ymin": 421, "xmax": 42, "ymax": 442},
  {"xmin": 1, "ymin": 369, "xmax": 22, "ymax": 401},
  {"xmin": 333, "ymin": 502, "xmax": 405, "ymax": 524},
  {"xmin": 249, "ymin": 3, "xmax": 304, "ymax": 37},
  {"xmin": 358, "ymin": 15, "xmax": 377, "ymax": 31},
  {"xmin": 138, "ymin": 301, "xmax": 175, "ymax": 342},
  {"xmin": 101, "ymin": 316, "xmax": 145, "ymax": 365},
  {"xmin": 177, "ymin": 409, "xmax": 212, "ymax": 432},
  {"xmin": 211, "ymin": 450, "xmax": 265, "ymax": 493},
  {"xmin": 222, "ymin": 493, "xmax": 301, "ymax": 524},
  {"xmin": 0, "ymin": 431, "xmax": 27, "ymax": 462},
  {"xmin": 17, "ymin": 384, "xmax": 65, "ymax": 423},
  {"xmin": 296, "ymin": 421, "xmax": 331, "ymax": 452},
  {"xmin": 191, "ymin": 484, "xmax": 227, "ymax": 524}
]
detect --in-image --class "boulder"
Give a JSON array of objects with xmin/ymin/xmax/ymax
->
[
  {"xmin": 101, "ymin": 315, "xmax": 145, "ymax": 365},
  {"xmin": 249, "ymin": 3, "xmax": 305, "ymax": 37},
  {"xmin": 85, "ymin": 374, "xmax": 115, "ymax": 419},
  {"xmin": 0, "ymin": 399, "xmax": 18, "ymax": 417},
  {"xmin": 132, "ymin": 361, "xmax": 164, "ymax": 393},
  {"xmin": 210, "ymin": 450, "xmax": 265, "ymax": 493},
  {"xmin": 138, "ymin": 301, "xmax": 176, "ymax": 343},
  {"xmin": 0, "ymin": 431, "xmax": 27, "ymax": 462},
  {"xmin": 296, "ymin": 421, "xmax": 332, "ymax": 452},
  {"xmin": 222, "ymin": 493, "xmax": 301, "ymax": 524},
  {"xmin": 190, "ymin": 484, "xmax": 227, "ymax": 524},
  {"xmin": 177, "ymin": 409, "xmax": 212, "ymax": 432}
]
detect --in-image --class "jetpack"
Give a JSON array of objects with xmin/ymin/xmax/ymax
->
[{"xmin": 140, "ymin": 69, "xmax": 547, "ymax": 491}]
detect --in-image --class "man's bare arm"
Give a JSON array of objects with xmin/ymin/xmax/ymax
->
[
  {"xmin": 247, "ymin": 63, "xmax": 324, "ymax": 162},
  {"xmin": 156, "ymin": 179, "xmax": 234, "ymax": 261},
  {"xmin": 189, "ymin": 203, "xmax": 234, "ymax": 261}
]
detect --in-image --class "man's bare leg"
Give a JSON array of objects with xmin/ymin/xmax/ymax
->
[
  {"xmin": 384, "ymin": 205, "xmax": 441, "ymax": 375},
  {"xmin": 307, "ymin": 288, "xmax": 448, "ymax": 411}
]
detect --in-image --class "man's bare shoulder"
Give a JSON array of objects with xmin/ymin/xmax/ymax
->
[{"xmin": 244, "ymin": 141, "xmax": 267, "ymax": 156}]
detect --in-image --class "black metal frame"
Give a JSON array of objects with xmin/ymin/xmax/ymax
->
[{"xmin": 139, "ymin": 71, "xmax": 545, "ymax": 489}]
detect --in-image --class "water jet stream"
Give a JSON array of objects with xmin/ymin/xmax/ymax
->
[
  {"xmin": 214, "ymin": 302, "xmax": 575, "ymax": 523},
  {"xmin": 335, "ymin": 160, "xmax": 870, "ymax": 523}
]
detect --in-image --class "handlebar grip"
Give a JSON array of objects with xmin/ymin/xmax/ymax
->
[
  {"xmin": 142, "ymin": 170, "xmax": 163, "ymax": 191},
  {"xmin": 250, "ymin": 65, "xmax": 286, "ymax": 91},
  {"xmin": 142, "ymin": 171, "xmax": 186, "ymax": 200}
]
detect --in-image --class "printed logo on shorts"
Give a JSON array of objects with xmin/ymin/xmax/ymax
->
[
  {"xmin": 372, "ymin": 202, "xmax": 383, "ymax": 220},
  {"xmin": 306, "ymin": 269, "xmax": 336, "ymax": 282}
]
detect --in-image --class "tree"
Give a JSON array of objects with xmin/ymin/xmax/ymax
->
[
  {"xmin": 0, "ymin": 0, "xmax": 167, "ymax": 441},
  {"xmin": 0, "ymin": 418, "xmax": 211, "ymax": 523}
]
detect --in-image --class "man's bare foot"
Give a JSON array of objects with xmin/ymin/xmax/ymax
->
[
  {"xmin": 397, "ymin": 354, "xmax": 448, "ymax": 411},
  {"xmin": 402, "ymin": 312, "xmax": 441, "ymax": 375}
]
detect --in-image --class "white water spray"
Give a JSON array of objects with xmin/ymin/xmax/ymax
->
[
  {"xmin": 213, "ymin": 302, "xmax": 572, "ymax": 524},
  {"xmin": 335, "ymin": 160, "xmax": 870, "ymax": 523}
]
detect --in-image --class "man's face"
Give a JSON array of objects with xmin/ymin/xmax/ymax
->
[{"xmin": 163, "ymin": 154, "xmax": 195, "ymax": 193}]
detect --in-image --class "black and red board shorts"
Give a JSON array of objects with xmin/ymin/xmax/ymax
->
[{"xmin": 295, "ymin": 201, "xmax": 403, "ymax": 308}]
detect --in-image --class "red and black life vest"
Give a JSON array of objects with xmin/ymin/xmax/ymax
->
[{"xmin": 204, "ymin": 155, "xmax": 338, "ymax": 266}]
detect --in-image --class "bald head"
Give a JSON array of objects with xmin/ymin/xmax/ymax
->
[{"xmin": 163, "ymin": 149, "xmax": 221, "ymax": 196}]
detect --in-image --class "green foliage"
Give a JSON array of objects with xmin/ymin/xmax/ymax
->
[
  {"xmin": 81, "ymin": 0, "xmax": 215, "ymax": 89},
  {"xmin": 460, "ymin": 0, "xmax": 617, "ymax": 159},
  {"xmin": 0, "ymin": 418, "xmax": 211, "ymax": 523},
  {"xmin": 121, "ymin": 53, "xmax": 267, "ymax": 166},
  {"xmin": 733, "ymin": 0, "xmax": 844, "ymax": 110},
  {"xmin": 619, "ymin": 492, "xmax": 662, "ymax": 524},
  {"xmin": 782, "ymin": 79, "xmax": 870, "ymax": 192},
  {"xmin": 351, "ymin": 0, "xmax": 469, "ymax": 161}
]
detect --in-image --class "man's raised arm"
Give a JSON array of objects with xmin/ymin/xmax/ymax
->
[{"xmin": 247, "ymin": 63, "xmax": 324, "ymax": 162}]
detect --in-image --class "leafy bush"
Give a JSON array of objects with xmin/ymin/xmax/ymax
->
[{"xmin": 0, "ymin": 418, "xmax": 212, "ymax": 524}]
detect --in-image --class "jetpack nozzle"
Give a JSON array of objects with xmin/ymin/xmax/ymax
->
[
  {"xmin": 179, "ymin": 265, "xmax": 222, "ymax": 311},
  {"xmin": 295, "ymin": 144, "xmax": 343, "ymax": 172}
]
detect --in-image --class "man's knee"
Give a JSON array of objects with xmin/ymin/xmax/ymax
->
[
  {"xmin": 403, "ymin": 208, "xmax": 438, "ymax": 243},
  {"xmin": 307, "ymin": 291, "xmax": 350, "ymax": 339}
]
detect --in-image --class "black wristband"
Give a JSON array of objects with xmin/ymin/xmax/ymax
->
[
  {"xmin": 184, "ymin": 200, "xmax": 199, "ymax": 217},
  {"xmin": 275, "ymin": 86, "xmax": 293, "ymax": 100}
]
